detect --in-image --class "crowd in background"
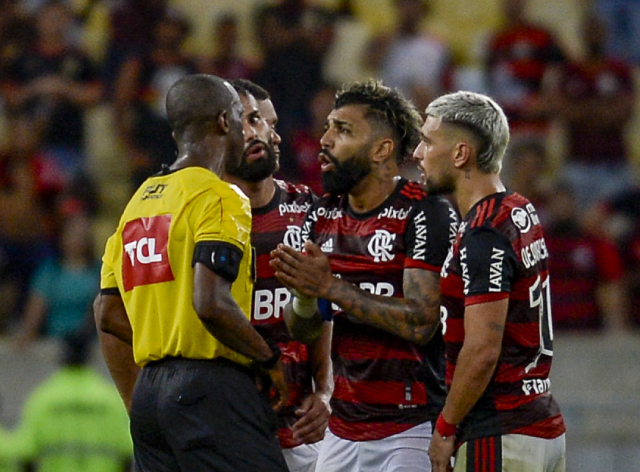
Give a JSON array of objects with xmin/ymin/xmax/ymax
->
[{"xmin": 0, "ymin": 0, "xmax": 639, "ymax": 351}]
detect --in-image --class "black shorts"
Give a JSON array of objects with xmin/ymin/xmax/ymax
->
[{"xmin": 130, "ymin": 357, "xmax": 289, "ymax": 472}]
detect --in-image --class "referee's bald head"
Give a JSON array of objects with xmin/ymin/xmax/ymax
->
[{"xmin": 166, "ymin": 74, "xmax": 240, "ymax": 137}]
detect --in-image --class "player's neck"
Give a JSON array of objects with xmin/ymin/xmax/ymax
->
[
  {"xmin": 225, "ymin": 175, "xmax": 276, "ymax": 208},
  {"xmin": 348, "ymin": 175, "xmax": 399, "ymax": 214},
  {"xmin": 455, "ymin": 172, "xmax": 505, "ymax": 217}
]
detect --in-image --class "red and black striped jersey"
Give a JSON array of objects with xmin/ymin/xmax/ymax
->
[
  {"xmin": 440, "ymin": 191, "xmax": 566, "ymax": 443},
  {"xmin": 250, "ymin": 179, "xmax": 317, "ymax": 448},
  {"xmin": 545, "ymin": 222, "xmax": 624, "ymax": 331},
  {"xmin": 486, "ymin": 23, "xmax": 565, "ymax": 132},
  {"xmin": 301, "ymin": 178, "xmax": 458, "ymax": 441}
]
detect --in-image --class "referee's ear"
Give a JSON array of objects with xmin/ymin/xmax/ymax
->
[{"xmin": 218, "ymin": 110, "xmax": 230, "ymax": 134}]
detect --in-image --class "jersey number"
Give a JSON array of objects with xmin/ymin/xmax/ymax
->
[
  {"xmin": 525, "ymin": 274, "xmax": 553, "ymax": 373},
  {"xmin": 440, "ymin": 305, "xmax": 448, "ymax": 336}
]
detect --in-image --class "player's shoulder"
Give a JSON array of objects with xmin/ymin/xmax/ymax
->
[
  {"xmin": 399, "ymin": 180, "xmax": 456, "ymax": 212},
  {"xmin": 274, "ymin": 179, "xmax": 316, "ymax": 200},
  {"xmin": 466, "ymin": 191, "xmax": 541, "ymax": 238},
  {"xmin": 181, "ymin": 168, "xmax": 249, "ymax": 207},
  {"xmin": 398, "ymin": 179, "xmax": 428, "ymax": 200}
]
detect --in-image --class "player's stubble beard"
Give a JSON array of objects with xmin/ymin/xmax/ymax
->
[
  {"xmin": 228, "ymin": 138, "xmax": 279, "ymax": 183},
  {"xmin": 321, "ymin": 145, "xmax": 372, "ymax": 195},
  {"xmin": 424, "ymin": 169, "xmax": 456, "ymax": 196}
]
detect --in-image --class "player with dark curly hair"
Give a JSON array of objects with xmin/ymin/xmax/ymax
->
[{"xmin": 271, "ymin": 80, "xmax": 459, "ymax": 472}]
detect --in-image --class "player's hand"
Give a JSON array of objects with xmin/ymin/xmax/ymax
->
[
  {"xmin": 270, "ymin": 241, "xmax": 334, "ymax": 299},
  {"xmin": 291, "ymin": 391, "xmax": 331, "ymax": 444},
  {"xmin": 428, "ymin": 430, "xmax": 455, "ymax": 472},
  {"xmin": 266, "ymin": 359, "xmax": 289, "ymax": 413}
]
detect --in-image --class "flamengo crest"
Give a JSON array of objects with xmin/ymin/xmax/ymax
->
[{"xmin": 368, "ymin": 229, "xmax": 396, "ymax": 262}]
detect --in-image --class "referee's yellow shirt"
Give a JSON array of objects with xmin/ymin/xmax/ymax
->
[{"xmin": 101, "ymin": 167, "xmax": 253, "ymax": 367}]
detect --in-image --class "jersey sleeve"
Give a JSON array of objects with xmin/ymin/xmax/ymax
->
[
  {"xmin": 190, "ymin": 187, "xmax": 251, "ymax": 250},
  {"xmin": 462, "ymin": 227, "xmax": 519, "ymax": 306},
  {"xmin": 100, "ymin": 233, "xmax": 118, "ymax": 291},
  {"xmin": 405, "ymin": 195, "xmax": 458, "ymax": 271}
]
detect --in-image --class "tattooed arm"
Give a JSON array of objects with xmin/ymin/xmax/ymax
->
[
  {"xmin": 271, "ymin": 240, "xmax": 441, "ymax": 345},
  {"xmin": 331, "ymin": 267, "xmax": 441, "ymax": 344}
]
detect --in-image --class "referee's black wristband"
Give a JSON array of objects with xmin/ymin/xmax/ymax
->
[{"xmin": 257, "ymin": 344, "xmax": 281, "ymax": 371}]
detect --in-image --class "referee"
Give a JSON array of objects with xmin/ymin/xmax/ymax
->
[{"xmin": 94, "ymin": 74, "xmax": 290, "ymax": 472}]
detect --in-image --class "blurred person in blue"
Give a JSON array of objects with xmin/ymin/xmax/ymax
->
[
  {"xmin": 12, "ymin": 212, "xmax": 100, "ymax": 349},
  {"xmin": 596, "ymin": 0, "xmax": 640, "ymax": 65},
  {"xmin": 1, "ymin": 329, "xmax": 132, "ymax": 472}
]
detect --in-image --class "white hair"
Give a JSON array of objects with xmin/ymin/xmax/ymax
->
[{"xmin": 425, "ymin": 91, "xmax": 510, "ymax": 174}]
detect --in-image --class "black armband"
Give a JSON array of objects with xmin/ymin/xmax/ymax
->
[
  {"xmin": 100, "ymin": 287, "xmax": 120, "ymax": 296},
  {"xmin": 192, "ymin": 241, "xmax": 243, "ymax": 283}
]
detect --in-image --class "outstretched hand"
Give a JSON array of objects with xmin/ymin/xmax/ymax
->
[{"xmin": 270, "ymin": 241, "xmax": 335, "ymax": 299}]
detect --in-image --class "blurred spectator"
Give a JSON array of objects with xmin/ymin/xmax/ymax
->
[
  {"xmin": 0, "ymin": 113, "xmax": 61, "ymax": 333},
  {"xmin": 253, "ymin": 1, "xmax": 330, "ymax": 180},
  {"xmin": 3, "ymin": 330, "xmax": 132, "ymax": 471},
  {"xmin": 592, "ymin": 186, "xmax": 640, "ymax": 329},
  {"xmin": 551, "ymin": 13, "xmax": 636, "ymax": 212},
  {"xmin": 0, "ymin": 0, "xmax": 103, "ymax": 179},
  {"xmin": 365, "ymin": 0, "xmax": 451, "ymax": 112},
  {"xmin": 545, "ymin": 184, "xmax": 627, "ymax": 333},
  {"xmin": 484, "ymin": 0, "xmax": 566, "ymax": 139},
  {"xmin": 113, "ymin": 8, "xmax": 197, "ymax": 187},
  {"xmin": 198, "ymin": 13, "xmax": 256, "ymax": 81},
  {"xmin": 103, "ymin": 0, "xmax": 169, "ymax": 91},
  {"xmin": 322, "ymin": 0, "xmax": 371, "ymax": 85},
  {"xmin": 595, "ymin": 0, "xmax": 640, "ymax": 65},
  {"xmin": 502, "ymin": 138, "xmax": 553, "ymax": 222},
  {"xmin": 12, "ymin": 213, "xmax": 100, "ymax": 349},
  {"xmin": 0, "ymin": 0, "xmax": 34, "ymax": 77},
  {"xmin": 288, "ymin": 84, "xmax": 336, "ymax": 194}
]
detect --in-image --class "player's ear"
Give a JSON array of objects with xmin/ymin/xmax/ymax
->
[
  {"xmin": 372, "ymin": 137, "xmax": 394, "ymax": 164},
  {"xmin": 218, "ymin": 110, "xmax": 229, "ymax": 134},
  {"xmin": 453, "ymin": 141, "xmax": 472, "ymax": 169}
]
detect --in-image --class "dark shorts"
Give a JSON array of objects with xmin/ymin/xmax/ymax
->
[{"xmin": 130, "ymin": 357, "xmax": 289, "ymax": 472}]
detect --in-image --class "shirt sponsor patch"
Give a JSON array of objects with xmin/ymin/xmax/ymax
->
[
  {"xmin": 122, "ymin": 214, "xmax": 175, "ymax": 291},
  {"xmin": 511, "ymin": 207, "xmax": 531, "ymax": 233}
]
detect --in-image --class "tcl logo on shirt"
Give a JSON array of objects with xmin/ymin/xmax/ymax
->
[{"xmin": 122, "ymin": 215, "xmax": 174, "ymax": 292}]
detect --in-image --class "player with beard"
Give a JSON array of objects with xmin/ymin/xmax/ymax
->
[
  {"xmin": 413, "ymin": 91, "xmax": 566, "ymax": 472},
  {"xmin": 225, "ymin": 79, "xmax": 332, "ymax": 472},
  {"xmin": 270, "ymin": 80, "xmax": 459, "ymax": 472}
]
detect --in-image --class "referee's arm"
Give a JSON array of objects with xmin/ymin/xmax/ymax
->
[
  {"xmin": 94, "ymin": 292, "xmax": 140, "ymax": 414},
  {"xmin": 192, "ymin": 262, "xmax": 275, "ymax": 364}
]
